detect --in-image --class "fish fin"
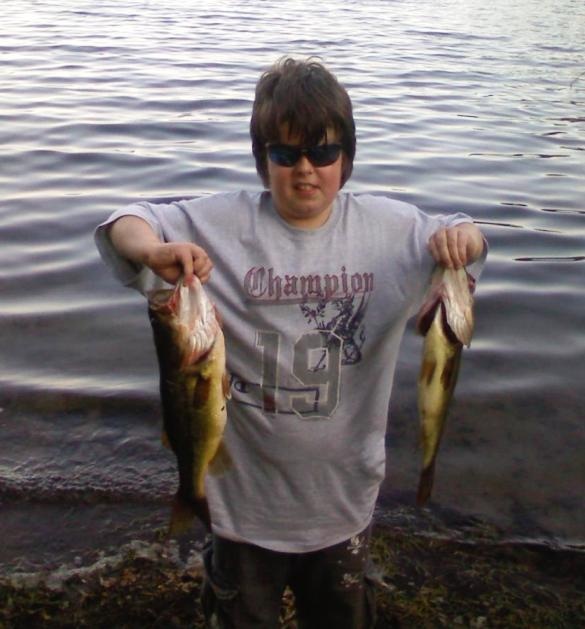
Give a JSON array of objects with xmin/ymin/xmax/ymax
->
[
  {"xmin": 161, "ymin": 429, "xmax": 171, "ymax": 450},
  {"xmin": 416, "ymin": 463, "xmax": 436, "ymax": 507},
  {"xmin": 209, "ymin": 440, "xmax": 232, "ymax": 476},
  {"xmin": 223, "ymin": 372, "xmax": 231, "ymax": 399},
  {"xmin": 168, "ymin": 493, "xmax": 211, "ymax": 536}
]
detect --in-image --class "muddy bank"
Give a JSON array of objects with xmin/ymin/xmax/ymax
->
[{"xmin": 1, "ymin": 524, "xmax": 584, "ymax": 628}]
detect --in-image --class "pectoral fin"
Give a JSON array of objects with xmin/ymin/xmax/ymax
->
[
  {"xmin": 209, "ymin": 440, "xmax": 232, "ymax": 475},
  {"xmin": 169, "ymin": 493, "xmax": 211, "ymax": 536}
]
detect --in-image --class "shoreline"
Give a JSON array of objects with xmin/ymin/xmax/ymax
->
[{"xmin": 2, "ymin": 524, "xmax": 584, "ymax": 628}]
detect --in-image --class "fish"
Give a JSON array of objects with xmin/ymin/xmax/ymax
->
[
  {"xmin": 147, "ymin": 276, "xmax": 230, "ymax": 535},
  {"xmin": 415, "ymin": 266, "xmax": 475, "ymax": 506}
]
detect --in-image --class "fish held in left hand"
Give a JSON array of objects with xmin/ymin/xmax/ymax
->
[
  {"xmin": 148, "ymin": 277, "xmax": 231, "ymax": 536},
  {"xmin": 415, "ymin": 266, "xmax": 475, "ymax": 506}
]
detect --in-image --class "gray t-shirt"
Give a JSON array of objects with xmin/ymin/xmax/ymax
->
[{"xmin": 95, "ymin": 190, "xmax": 484, "ymax": 552}]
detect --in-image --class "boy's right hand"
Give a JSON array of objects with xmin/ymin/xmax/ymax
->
[
  {"xmin": 143, "ymin": 242, "xmax": 213, "ymax": 286},
  {"xmin": 109, "ymin": 216, "xmax": 213, "ymax": 286}
]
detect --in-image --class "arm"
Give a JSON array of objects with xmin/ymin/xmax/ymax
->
[
  {"xmin": 108, "ymin": 215, "xmax": 213, "ymax": 285},
  {"xmin": 427, "ymin": 222, "xmax": 485, "ymax": 269}
]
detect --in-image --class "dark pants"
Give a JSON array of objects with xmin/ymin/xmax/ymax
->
[{"xmin": 201, "ymin": 527, "xmax": 376, "ymax": 629}]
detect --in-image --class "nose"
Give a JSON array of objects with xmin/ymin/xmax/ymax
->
[{"xmin": 294, "ymin": 154, "xmax": 314, "ymax": 172}]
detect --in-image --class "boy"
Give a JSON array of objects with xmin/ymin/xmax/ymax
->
[{"xmin": 96, "ymin": 57, "xmax": 486, "ymax": 628}]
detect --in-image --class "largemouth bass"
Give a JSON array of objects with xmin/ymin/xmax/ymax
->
[
  {"xmin": 415, "ymin": 266, "xmax": 475, "ymax": 506},
  {"xmin": 148, "ymin": 277, "xmax": 230, "ymax": 535}
]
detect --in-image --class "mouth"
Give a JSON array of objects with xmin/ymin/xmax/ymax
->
[{"xmin": 294, "ymin": 182, "xmax": 319, "ymax": 193}]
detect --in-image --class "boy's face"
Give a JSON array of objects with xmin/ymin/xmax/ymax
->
[{"xmin": 267, "ymin": 125, "xmax": 343, "ymax": 230}]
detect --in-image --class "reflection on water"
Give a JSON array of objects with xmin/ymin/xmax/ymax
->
[{"xmin": 0, "ymin": 0, "xmax": 584, "ymax": 572}]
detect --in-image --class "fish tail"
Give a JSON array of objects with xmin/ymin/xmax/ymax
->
[
  {"xmin": 168, "ymin": 493, "xmax": 211, "ymax": 536},
  {"xmin": 416, "ymin": 463, "xmax": 436, "ymax": 506}
]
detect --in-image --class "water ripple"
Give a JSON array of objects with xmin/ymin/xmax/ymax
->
[{"xmin": 1, "ymin": 0, "xmax": 584, "ymax": 552}]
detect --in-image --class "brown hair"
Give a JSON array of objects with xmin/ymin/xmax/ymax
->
[{"xmin": 250, "ymin": 57, "xmax": 356, "ymax": 188}]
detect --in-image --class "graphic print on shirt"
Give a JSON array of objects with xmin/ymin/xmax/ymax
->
[
  {"xmin": 231, "ymin": 265, "xmax": 373, "ymax": 419},
  {"xmin": 299, "ymin": 292, "xmax": 368, "ymax": 366}
]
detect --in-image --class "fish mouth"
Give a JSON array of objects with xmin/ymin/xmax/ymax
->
[
  {"xmin": 149, "ymin": 278, "xmax": 219, "ymax": 367},
  {"xmin": 175, "ymin": 279, "xmax": 219, "ymax": 365},
  {"xmin": 416, "ymin": 267, "xmax": 474, "ymax": 346}
]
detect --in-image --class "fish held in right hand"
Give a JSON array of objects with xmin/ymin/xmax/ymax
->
[{"xmin": 148, "ymin": 276, "xmax": 230, "ymax": 535}]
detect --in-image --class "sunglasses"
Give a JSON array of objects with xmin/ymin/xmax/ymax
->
[{"xmin": 266, "ymin": 143, "xmax": 342, "ymax": 168}]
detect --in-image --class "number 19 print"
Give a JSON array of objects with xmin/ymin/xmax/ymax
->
[{"xmin": 230, "ymin": 330, "xmax": 343, "ymax": 419}]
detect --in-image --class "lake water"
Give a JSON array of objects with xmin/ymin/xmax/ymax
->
[{"xmin": 1, "ymin": 0, "xmax": 584, "ymax": 575}]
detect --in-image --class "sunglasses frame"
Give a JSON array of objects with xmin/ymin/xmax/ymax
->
[{"xmin": 266, "ymin": 143, "xmax": 343, "ymax": 168}]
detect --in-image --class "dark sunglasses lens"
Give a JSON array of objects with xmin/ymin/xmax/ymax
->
[
  {"xmin": 268, "ymin": 145, "xmax": 300, "ymax": 167},
  {"xmin": 307, "ymin": 144, "xmax": 341, "ymax": 166},
  {"xmin": 267, "ymin": 144, "xmax": 342, "ymax": 167}
]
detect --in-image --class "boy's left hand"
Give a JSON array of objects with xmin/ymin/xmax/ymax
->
[{"xmin": 428, "ymin": 222, "xmax": 485, "ymax": 269}]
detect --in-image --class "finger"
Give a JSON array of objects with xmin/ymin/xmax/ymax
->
[
  {"xmin": 176, "ymin": 247, "xmax": 195, "ymax": 286},
  {"xmin": 458, "ymin": 228, "xmax": 474, "ymax": 267},
  {"xmin": 429, "ymin": 229, "xmax": 453, "ymax": 268},
  {"xmin": 194, "ymin": 253, "xmax": 213, "ymax": 283},
  {"xmin": 427, "ymin": 234, "xmax": 440, "ymax": 265},
  {"xmin": 197, "ymin": 269, "xmax": 212, "ymax": 284},
  {"xmin": 446, "ymin": 229, "xmax": 463, "ymax": 269},
  {"xmin": 186, "ymin": 245, "xmax": 212, "ymax": 283},
  {"xmin": 456, "ymin": 229, "xmax": 475, "ymax": 268},
  {"xmin": 459, "ymin": 232, "xmax": 471, "ymax": 267},
  {"xmin": 146, "ymin": 245, "xmax": 183, "ymax": 284}
]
